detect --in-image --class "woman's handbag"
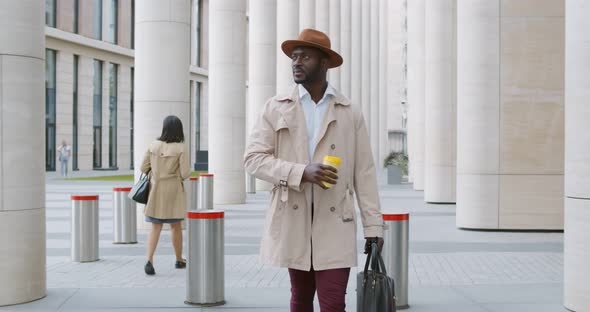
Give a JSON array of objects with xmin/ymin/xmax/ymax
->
[
  {"xmin": 357, "ymin": 242, "xmax": 396, "ymax": 312},
  {"xmin": 128, "ymin": 171, "xmax": 150, "ymax": 204}
]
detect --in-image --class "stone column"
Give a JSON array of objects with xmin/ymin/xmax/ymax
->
[
  {"xmin": 369, "ymin": 0, "xmax": 380, "ymax": 168},
  {"xmin": 360, "ymin": 0, "xmax": 371, "ymax": 147},
  {"xmin": 209, "ymin": 0, "xmax": 247, "ymax": 204},
  {"xmin": 456, "ymin": 0, "xmax": 564, "ymax": 230},
  {"xmin": 315, "ymin": 0, "xmax": 328, "ymax": 33},
  {"xmin": 350, "ymin": 0, "xmax": 361, "ymax": 107},
  {"xmin": 378, "ymin": 0, "xmax": 388, "ymax": 170},
  {"xmin": 249, "ymin": 0, "xmax": 276, "ymax": 192},
  {"xmin": 135, "ymin": 0, "xmax": 191, "ymax": 226},
  {"xmin": 0, "ymin": 0, "xmax": 46, "ymax": 306},
  {"xmin": 564, "ymin": 1, "xmax": 590, "ymax": 310},
  {"xmin": 117, "ymin": 65, "xmax": 132, "ymax": 170},
  {"xmin": 407, "ymin": 0, "xmax": 425, "ymax": 191},
  {"xmin": 328, "ymin": 0, "xmax": 340, "ymax": 90},
  {"xmin": 77, "ymin": 56, "xmax": 95, "ymax": 171},
  {"xmin": 386, "ymin": 0, "xmax": 404, "ymax": 134},
  {"xmin": 340, "ymin": 0, "xmax": 351, "ymax": 98},
  {"xmin": 299, "ymin": 0, "xmax": 315, "ymax": 30},
  {"xmin": 276, "ymin": 0, "xmax": 299, "ymax": 94},
  {"xmin": 424, "ymin": 0, "xmax": 456, "ymax": 203}
]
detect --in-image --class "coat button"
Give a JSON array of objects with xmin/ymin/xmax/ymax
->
[
  {"xmin": 331, "ymin": 144, "xmax": 336, "ymax": 150},
  {"xmin": 330, "ymin": 207, "xmax": 335, "ymax": 212},
  {"xmin": 349, "ymin": 189, "xmax": 353, "ymax": 195},
  {"xmin": 293, "ymin": 205, "xmax": 298, "ymax": 210}
]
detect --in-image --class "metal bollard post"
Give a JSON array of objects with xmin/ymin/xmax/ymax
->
[
  {"xmin": 197, "ymin": 174, "xmax": 214, "ymax": 209},
  {"xmin": 71, "ymin": 195, "xmax": 100, "ymax": 262},
  {"xmin": 113, "ymin": 187, "xmax": 137, "ymax": 244},
  {"xmin": 185, "ymin": 210, "xmax": 225, "ymax": 306},
  {"xmin": 246, "ymin": 174, "xmax": 256, "ymax": 194},
  {"xmin": 382, "ymin": 213, "xmax": 410, "ymax": 309},
  {"xmin": 187, "ymin": 177, "xmax": 199, "ymax": 210}
]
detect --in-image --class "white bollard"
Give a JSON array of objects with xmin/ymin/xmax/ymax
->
[{"xmin": 71, "ymin": 195, "xmax": 99, "ymax": 262}]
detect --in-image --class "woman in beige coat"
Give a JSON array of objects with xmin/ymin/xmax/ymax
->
[{"xmin": 140, "ymin": 115, "xmax": 191, "ymax": 275}]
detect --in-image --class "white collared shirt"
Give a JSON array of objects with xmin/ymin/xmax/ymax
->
[{"xmin": 298, "ymin": 83, "xmax": 336, "ymax": 161}]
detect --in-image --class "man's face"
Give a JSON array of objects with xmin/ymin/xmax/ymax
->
[{"xmin": 291, "ymin": 47, "xmax": 327, "ymax": 84}]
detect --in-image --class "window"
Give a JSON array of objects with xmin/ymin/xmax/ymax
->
[
  {"xmin": 46, "ymin": 0, "xmax": 56, "ymax": 27},
  {"xmin": 108, "ymin": 63, "xmax": 118, "ymax": 168},
  {"xmin": 130, "ymin": 68, "xmax": 134, "ymax": 169},
  {"xmin": 45, "ymin": 49, "xmax": 57, "ymax": 171},
  {"xmin": 93, "ymin": 60, "xmax": 103, "ymax": 168},
  {"xmin": 194, "ymin": 81, "xmax": 202, "ymax": 169},
  {"xmin": 74, "ymin": 0, "xmax": 79, "ymax": 33},
  {"xmin": 131, "ymin": 0, "xmax": 135, "ymax": 49},
  {"xmin": 94, "ymin": 0, "xmax": 103, "ymax": 40},
  {"xmin": 108, "ymin": 0, "xmax": 118, "ymax": 44},
  {"xmin": 73, "ymin": 55, "xmax": 79, "ymax": 171},
  {"xmin": 192, "ymin": 0, "xmax": 202, "ymax": 66}
]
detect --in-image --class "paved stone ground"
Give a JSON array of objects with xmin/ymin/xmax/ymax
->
[{"xmin": 0, "ymin": 172, "xmax": 568, "ymax": 311}]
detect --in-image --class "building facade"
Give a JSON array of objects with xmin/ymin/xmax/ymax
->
[{"xmin": 43, "ymin": 0, "xmax": 210, "ymax": 173}]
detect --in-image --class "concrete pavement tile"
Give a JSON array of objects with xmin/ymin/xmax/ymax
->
[
  {"xmin": 408, "ymin": 286, "xmax": 476, "ymax": 305},
  {"xmin": 453, "ymin": 284, "xmax": 563, "ymax": 304},
  {"xmin": 59, "ymin": 288, "xmax": 186, "ymax": 309},
  {"xmin": 483, "ymin": 303, "xmax": 569, "ymax": 312},
  {"xmin": 395, "ymin": 304, "xmax": 489, "ymax": 312},
  {"xmin": 0, "ymin": 289, "xmax": 78, "ymax": 312}
]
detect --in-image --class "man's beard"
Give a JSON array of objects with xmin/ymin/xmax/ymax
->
[{"xmin": 294, "ymin": 65, "xmax": 322, "ymax": 84}]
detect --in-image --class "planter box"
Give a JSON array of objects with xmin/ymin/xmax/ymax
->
[{"xmin": 387, "ymin": 165, "xmax": 403, "ymax": 184}]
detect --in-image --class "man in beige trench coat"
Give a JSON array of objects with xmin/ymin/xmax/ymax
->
[{"xmin": 244, "ymin": 29, "xmax": 384, "ymax": 312}]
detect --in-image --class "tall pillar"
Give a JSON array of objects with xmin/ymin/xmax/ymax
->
[
  {"xmin": 249, "ymin": 0, "xmax": 276, "ymax": 192},
  {"xmin": 378, "ymin": 0, "xmax": 388, "ymax": 170},
  {"xmin": 340, "ymin": 0, "xmax": 351, "ymax": 98},
  {"xmin": 564, "ymin": 1, "xmax": 590, "ymax": 310},
  {"xmin": 135, "ymin": 0, "xmax": 191, "ymax": 228},
  {"xmin": 276, "ymin": 0, "xmax": 299, "ymax": 94},
  {"xmin": 209, "ymin": 0, "xmax": 247, "ymax": 204},
  {"xmin": 456, "ymin": 0, "xmax": 564, "ymax": 230},
  {"xmin": 0, "ymin": 0, "xmax": 46, "ymax": 305},
  {"xmin": 299, "ymin": 0, "xmax": 315, "ymax": 30},
  {"xmin": 361, "ymin": 0, "xmax": 371, "ymax": 156},
  {"xmin": 386, "ymin": 0, "xmax": 405, "ymax": 138},
  {"xmin": 328, "ymin": 0, "xmax": 340, "ymax": 90},
  {"xmin": 369, "ymin": 0, "xmax": 379, "ymax": 167},
  {"xmin": 424, "ymin": 0, "xmax": 456, "ymax": 203},
  {"xmin": 407, "ymin": 0, "xmax": 426, "ymax": 191},
  {"xmin": 315, "ymin": 0, "xmax": 328, "ymax": 33},
  {"xmin": 350, "ymin": 0, "xmax": 361, "ymax": 107}
]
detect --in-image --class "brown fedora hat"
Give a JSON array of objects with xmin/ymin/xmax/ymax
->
[{"xmin": 281, "ymin": 28, "xmax": 343, "ymax": 68}]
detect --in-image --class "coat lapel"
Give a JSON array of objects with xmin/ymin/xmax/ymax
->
[
  {"xmin": 312, "ymin": 91, "xmax": 350, "ymax": 160},
  {"xmin": 277, "ymin": 86, "xmax": 311, "ymax": 164}
]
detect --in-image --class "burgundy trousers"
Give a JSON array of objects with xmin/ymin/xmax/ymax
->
[{"xmin": 288, "ymin": 267, "xmax": 351, "ymax": 312}]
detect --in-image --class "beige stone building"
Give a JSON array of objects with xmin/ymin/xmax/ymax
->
[{"xmin": 43, "ymin": 0, "xmax": 209, "ymax": 173}]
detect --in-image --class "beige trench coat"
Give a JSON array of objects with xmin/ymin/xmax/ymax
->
[
  {"xmin": 244, "ymin": 85, "xmax": 383, "ymax": 271},
  {"xmin": 141, "ymin": 141, "xmax": 191, "ymax": 219}
]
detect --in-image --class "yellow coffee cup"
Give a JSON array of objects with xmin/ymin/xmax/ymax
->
[{"xmin": 322, "ymin": 155, "xmax": 342, "ymax": 188}]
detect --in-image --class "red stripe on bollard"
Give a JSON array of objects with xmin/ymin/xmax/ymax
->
[
  {"xmin": 187, "ymin": 211, "xmax": 224, "ymax": 219},
  {"xmin": 113, "ymin": 187, "xmax": 132, "ymax": 192},
  {"xmin": 71, "ymin": 195, "xmax": 99, "ymax": 201},
  {"xmin": 200, "ymin": 173, "xmax": 214, "ymax": 177},
  {"xmin": 383, "ymin": 214, "xmax": 409, "ymax": 221},
  {"xmin": 189, "ymin": 177, "xmax": 199, "ymax": 181}
]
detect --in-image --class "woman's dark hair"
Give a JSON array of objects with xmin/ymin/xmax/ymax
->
[{"xmin": 158, "ymin": 115, "xmax": 184, "ymax": 143}]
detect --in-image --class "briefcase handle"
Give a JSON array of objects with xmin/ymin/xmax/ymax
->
[{"xmin": 363, "ymin": 242, "xmax": 388, "ymax": 277}]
